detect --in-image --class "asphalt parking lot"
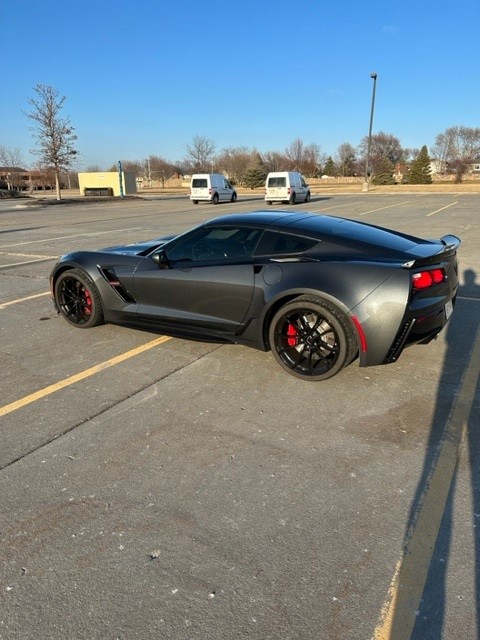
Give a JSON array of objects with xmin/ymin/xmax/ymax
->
[{"xmin": 1, "ymin": 192, "xmax": 479, "ymax": 640}]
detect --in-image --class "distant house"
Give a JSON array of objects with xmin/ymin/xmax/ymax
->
[
  {"xmin": 0, "ymin": 166, "xmax": 57, "ymax": 191},
  {"xmin": 470, "ymin": 158, "xmax": 480, "ymax": 174}
]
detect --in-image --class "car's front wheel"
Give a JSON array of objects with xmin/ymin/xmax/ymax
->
[
  {"xmin": 54, "ymin": 268, "xmax": 104, "ymax": 328},
  {"xmin": 212, "ymin": 193, "xmax": 219, "ymax": 204},
  {"xmin": 231, "ymin": 192, "xmax": 237, "ymax": 202},
  {"xmin": 268, "ymin": 296, "xmax": 357, "ymax": 380}
]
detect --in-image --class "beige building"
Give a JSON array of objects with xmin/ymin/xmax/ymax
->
[{"xmin": 78, "ymin": 171, "xmax": 137, "ymax": 196}]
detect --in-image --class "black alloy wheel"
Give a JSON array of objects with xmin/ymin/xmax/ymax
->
[
  {"xmin": 54, "ymin": 268, "xmax": 104, "ymax": 328},
  {"xmin": 268, "ymin": 296, "xmax": 357, "ymax": 380}
]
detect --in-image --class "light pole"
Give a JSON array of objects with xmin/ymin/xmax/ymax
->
[{"xmin": 363, "ymin": 72, "xmax": 377, "ymax": 192}]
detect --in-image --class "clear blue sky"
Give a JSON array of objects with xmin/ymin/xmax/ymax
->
[{"xmin": 2, "ymin": 0, "xmax": 479, "ymax": 170}]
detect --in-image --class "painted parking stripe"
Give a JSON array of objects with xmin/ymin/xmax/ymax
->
[
  {"xmin": 0, "ymin": 227, "xmax": 142, "ymax": 249},
  {"xmin": 0, "ymin": 291, "xmax": 50, "ymax": 309},
  {"xmin": 358, "ymin": 201, "xmax": 411, "ymax": 216},
  {"xmin": 426, "ymin": 201, "xmax": 458, "ymax": 217},
  {"xmin": 0, "ymin": 257, "xmax": 57, "ymax": 268},
  {"xmin": 372, "ymin": 323, "xmax": 480, "ymax": 640},
  {"xmin": 0, "ymin": 336, "xmax": 172, "ymax": 418}
]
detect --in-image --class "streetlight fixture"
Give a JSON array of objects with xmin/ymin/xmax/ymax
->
[{"xmin": 363, "ymin": 72, "xmax": 378, "ymax": 192}]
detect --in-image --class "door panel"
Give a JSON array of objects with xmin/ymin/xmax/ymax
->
[{"xmin": 132, "ymin": 258, "xmax": 255, "ymax": 332}]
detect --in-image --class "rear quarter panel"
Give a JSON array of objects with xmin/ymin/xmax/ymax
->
[{"xmin": 250, "ymin": 261, "xmax": 408, "ymax": 359}]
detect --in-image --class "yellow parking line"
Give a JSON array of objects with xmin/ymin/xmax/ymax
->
[
  {"xmin": 372, "ymin": 324, "xmax": 480, "ymax": 640},
  {"xmin": 426, "ymin": 201, "xmax": 458, "ymax": 217},
  {"xmin": 0, "ymin": 292, "xmax": 51, "ymax": 309},
  {"xmin": 0, "ymin": 336, "xmax": 172, "ymax": 418}
]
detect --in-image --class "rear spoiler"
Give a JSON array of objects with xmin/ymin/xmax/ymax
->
[
  {"xmin": 440, "ymin": 234, "xmax": 461, "ymax": 251},
  {"xmin": 402, "ymin": 234, "xmax": 461, "ymax": 268}
]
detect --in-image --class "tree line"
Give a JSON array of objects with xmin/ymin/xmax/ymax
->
[{"xmin": 1, "ymin": 84, "xmax": 480, "ymax": 200}]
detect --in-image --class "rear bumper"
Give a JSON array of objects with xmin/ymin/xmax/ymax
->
[{"xmin": 383, "ymin": 297, "xmax": 455, "ymax": 364}]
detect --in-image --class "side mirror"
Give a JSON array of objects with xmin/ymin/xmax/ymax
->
[{"xmin": 152, "ymin": 249, "xmax": 170, "ymax": 269}]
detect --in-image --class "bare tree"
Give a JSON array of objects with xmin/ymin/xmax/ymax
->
[
  {"xmin": 284, "ymin": 139, "xmax": 323, "ymax": 177},
  {"xmin": 184, "ymin": 135, "xmax": 216, "ymax": 172},
  {"xmin": 335, "ymin": 142, "xmax": 357, "ymax": 176},
  {"xmin": 285, "ymin": 138, "xmax": 305, "ymax": 171},
  {"xmin": 215, "ymin": 146, "xmax": 252, "ymax": 184},
  {"xmin": 302, "ymin": 143, "xmax": 323, "ymax": 178},
  {"xmin": 145, "ymin": 155, "xmax": 178, "ymax": 187},
  {"xmin": 24, "ymin": 84, "xmax": 78, "ymax": 200},
  {"xmin": 357, "ymin": 131, "xmax": 405, "ymax": 179},
  {"xmin": 0, "ymin": 145, "xmax": 25, "ymax": 190},
  {"xmin": 263, "ymin": 150, "xmax": 288, "ymax": 172},
  {"xmin": 432, "ymin": 126, "xmax": 480, "ymax": 182}
]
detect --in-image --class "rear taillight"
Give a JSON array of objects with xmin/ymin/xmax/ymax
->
[{"xmin": 412, "ymin": 268, "xmax": 445, "ymax": 290}]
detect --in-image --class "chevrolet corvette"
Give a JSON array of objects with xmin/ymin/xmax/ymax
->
[{"xmin": 50, "ymin": 210, "xmax": 460, "ymax": 381}]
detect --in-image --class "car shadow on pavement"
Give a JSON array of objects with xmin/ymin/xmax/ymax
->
[{"xmin": 376, "ymin": 269, "xmax": 480, "ymax": 640}]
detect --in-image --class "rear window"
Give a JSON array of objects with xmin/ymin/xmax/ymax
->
[
  {"xmin": 192, "ymin": 178, "xmax": 208, "ymax": 188},
  {"xmin": 255, "ymin": 231, "xmax": 318, "ymax": 256},
  {"xmin": 268, "ymin": 177, "xmax": 286, "ymax": 187}
]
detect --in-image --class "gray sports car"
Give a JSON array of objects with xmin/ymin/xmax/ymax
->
[{"xmin": 50, "ymin": 210, "xmax": 460, "ymax": 381}]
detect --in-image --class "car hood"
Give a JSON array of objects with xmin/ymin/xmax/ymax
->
[{"xmin": 101, "ymin": 235, "xmax": 176, "ymax": 256}]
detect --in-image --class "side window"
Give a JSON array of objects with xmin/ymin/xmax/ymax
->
[
  {"xmin": 166, "ymin": 227, "xmax": 262, "ymax": 263},
  {"xmin": 254, "ymin": 231, "xmax": 318, "ymax": 256}
]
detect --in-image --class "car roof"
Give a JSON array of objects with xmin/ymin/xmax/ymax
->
[
  {"xmin": 204, "ymin": 210, "xmax": 318, "ymax": 229},
  {"xmin": 204, "ymin": 210, "xmax": 433, "ymax": 254}
]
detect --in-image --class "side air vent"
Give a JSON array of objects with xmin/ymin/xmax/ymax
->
[
  {"xmin": 99, "ymin": 267, "xmax": 136, "ymax": 303},
  {"xmin": 384, "ymin": 319, "xmax": 415, "ymax": 363}
]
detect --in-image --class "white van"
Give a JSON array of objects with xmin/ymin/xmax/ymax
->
[
  {"xmin": 265, "ymin": 171, "xmax": 310, "ymax": 205},
  {"xmin": 190, "ymin": 173, "xmax": 237, "ymax": 204}
]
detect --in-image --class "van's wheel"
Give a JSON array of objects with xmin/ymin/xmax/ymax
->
[
  {"xmin": 231, "ymin": 192, "xmax": 237, "ymax": 202},
  {"xmin": 212, "ymin": 193, "xmax": 219, "ymax": 204},
  {"xmin": 266, "ymin": 201, "xmax": 272, "ymax": 205},
  {"xmin": 305, "ymin": 191, "xmax": 311, "ymax": 203},
  {"xmin": 289, "ymin": 193, "xmax": 296, "ymax": 205},
  {"xmin": 268, "ymin": 296, "xmax": 357, "ymax": 380},
  {"xmin": 192, "ymin": 200, "xmax": 198, "ymax": 204}
]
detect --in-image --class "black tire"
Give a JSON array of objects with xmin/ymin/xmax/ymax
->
[
  {"xmin": 54, "ymin": 268, "xmax": 104, "ymax": 328},
  {"xmin": 231, "ymin": 192, "xmax": 237, "ymax": 203},
  {"xmin": 192, "ymin": 200, "xmax": 198, "ymax": 204},
  {"xmin": 266, "ymin": 201, "xmax": 272, "ymax": 205},
  {"xmin": 305, "ymin": 191, "xmax": 311, "ymax": 203},
  {"xmin": 212, "ymin": 193, "xmax": 219, "ymax": 204},
  {"xmin": 289, "ymin": 193, "xmax": 296, "ymax": 205},
  {"xmin": 268, "ymin": 296, "xmax": 357, "ymax": 380}
]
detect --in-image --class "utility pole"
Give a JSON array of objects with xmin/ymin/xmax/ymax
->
[{"xmin": 363, "ymin": 72, "xmax": 378, "ymax": 192}]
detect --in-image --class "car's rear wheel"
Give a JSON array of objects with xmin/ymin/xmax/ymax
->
[
  {"xmin": 268, "ymin": 296, "xmax": 357, "ymax": 380},
  {"xmin": 54, "ymin": 268, "xmax": 104, "ymax": 328},
  {"xmin": 266, "ymin": 200, "xmax": 272, "ymax": 205},
  {"xmin": 192, "ymin": 200, "xmax": 198, "ymax": 204},
  {"xmin": 212, "ymin": 193, "xmax": 219, "ymax": 204}
]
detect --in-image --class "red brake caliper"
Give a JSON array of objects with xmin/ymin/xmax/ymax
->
[
  {"xmin": 287, "ymin": 323, "xmax": 298, "ymax": 346},
  {"xmin": 84, "ymin": 289, "xmax": 92, "ymax": 315}
]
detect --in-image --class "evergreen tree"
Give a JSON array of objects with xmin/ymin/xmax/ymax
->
[
  {"xmin": 371, "ymin": 157, "xmax": 396, "ymax": 185},
  {"xmin": 403, "ymin": 145, "xmax": 433, "ymax": 184},
  {"xmin": 322, "ymin": 156, "xmax": 337, "ymax": 176},
  {"xmin": 243, "ymin": 152, "xmax": 267, "ymax": 189}
]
